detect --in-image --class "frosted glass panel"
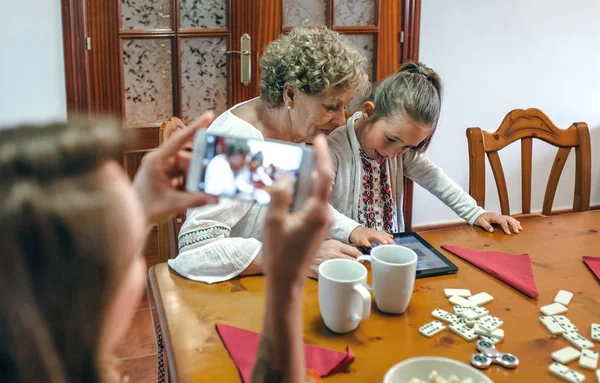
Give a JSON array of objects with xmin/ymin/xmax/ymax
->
[
  {"xmin": 345, "ymin": 34, "xmax": 376, "ymax": 110},
  {"xmin": 121, "ymin": 0, "xmax": 171, "ymax": 30},
  {"xmin": 334, "ymin": 0, "xmax": 376, "ymax": 26},
  {"xmin": 123, "ymin": 39, "xmax": 173, "ymax": 125},
  {"xmin": 180, "ymin": 0, "xmax": 227, "ymax": 29},
  {"xmin": 345, "ymin": 34, "xmax": 375, "ymax": 80},
  {"xmin": 181, "ymin": 38, "xmax": 229, "ymax": 122},
  {"xmin": 283, "ymin": 0, "xmax": 327, "ymax": 27}
]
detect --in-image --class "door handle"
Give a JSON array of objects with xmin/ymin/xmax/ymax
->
[{"xmin": 226, "ymin": 33, "xmax": 251, "ymax": 86}]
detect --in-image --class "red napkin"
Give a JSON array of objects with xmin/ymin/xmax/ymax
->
[
  {"xmin": 442, "ymin": 245, "xmax": 539, "ymax": 298},
  {"xmin": 216, "ymin": 324, "xmax": 354, "ymax": 382},
  {"xmin": 583, "ymin": 256, "xmax": 600, "ymax": 281}
]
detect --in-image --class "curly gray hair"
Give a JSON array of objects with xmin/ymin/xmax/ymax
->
[{"xmin": 259, "ymin": 27, "xmax": 371, "ymax": 107}]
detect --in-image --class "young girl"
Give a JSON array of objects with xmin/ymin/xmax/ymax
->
[{"xmin": 328, "ymin": 62, "xmax": 521, "ymax": 244}]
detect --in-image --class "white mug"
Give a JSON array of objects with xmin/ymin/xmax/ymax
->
[
  {"xmin": 318, "ymin": 258, "xmax": 371, "ymax": 334},
  {"xmin": 358, "ymin": 245, "xmax": 418, "ymax": 314}
]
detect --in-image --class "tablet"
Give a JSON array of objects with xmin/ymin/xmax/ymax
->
[{"xmin": 363, "ymin": 232, "xmax": 458, "ymax": 279}]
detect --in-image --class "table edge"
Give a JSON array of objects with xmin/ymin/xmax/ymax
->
[{"xmin": 149, "ymin": 265, "xmax": 179, "ymax": 383}]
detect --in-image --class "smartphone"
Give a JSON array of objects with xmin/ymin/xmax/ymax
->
[{"xmin": 187, "ymin": 131, "xmax": 314, "ymax": 210}]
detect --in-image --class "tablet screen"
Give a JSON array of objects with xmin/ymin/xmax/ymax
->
[{"xmin": 372, "ymin": 235, "xmax": 448, "ymax": 271}]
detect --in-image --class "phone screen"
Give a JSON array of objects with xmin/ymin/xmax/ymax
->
[{"xmin": 197, "ymin": 134, "xmax": 306, "ymax": 205}]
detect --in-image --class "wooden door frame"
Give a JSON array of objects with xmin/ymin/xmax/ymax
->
[
  {"xmin": 61, "ymin": 0, "xmax": 89, "ymax": 116},
  {"xmin": 60, "ymin": 0, "xmax": 421, "ymax": 228},
  {"xmin": 400, "ymin": 0, "xmax": 421, "ymax": 231}
]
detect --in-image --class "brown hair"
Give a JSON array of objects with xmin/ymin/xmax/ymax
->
[
  {"xmin": 368, "ymin": 61, "xmax": 443, "ymax": 152},
  {"xmin": 0, "ymin": 119, "xmax": 130, "ymax": 382}
]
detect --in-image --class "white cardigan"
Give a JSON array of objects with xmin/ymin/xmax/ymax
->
[
  {"xmin": 328, "ymin": 112, "xmax": 485, "ymax": 231},
  {"xmin": 168, "ymin": 100, "xmax": 361, "ymax": 284}
]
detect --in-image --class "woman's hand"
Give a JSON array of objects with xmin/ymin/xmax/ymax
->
[
  {"xmin": 261, "ymin": 135, "xmax": 334, "ymax": 285},
  {"xmin": 306, "ymin": 239, "xmax": 363, "ymax": 279},
  {"xmin": 253, "ymin": 136, "xmax": 333, "ymax": 383},
  {"xmin": 133, "ymin": 112, "xmax": 219, "ymax": 225},
  {"xmin": 474, "ymin": 212, "xmax": 522, "ymax": 234},
  {"xmin": 349, "ymin": 226, "xmax": 394, "ymax": 248}
]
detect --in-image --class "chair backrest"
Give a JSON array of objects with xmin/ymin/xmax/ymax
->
[
  {"xmin": 466, "ymin": 108, "xmax": 591, "ymax": 216},
  {"xmin": 159, "ymin": 116, "xmax": 192, "ymax": 149},
  {"xmin": 157, "ymin": 117, "xmax": 189, "ymax": 263}
]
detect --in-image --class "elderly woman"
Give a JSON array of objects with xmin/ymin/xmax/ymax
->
[{"xmin": 170, "ymin": 27, "xmax": 393, "ymax": 283}]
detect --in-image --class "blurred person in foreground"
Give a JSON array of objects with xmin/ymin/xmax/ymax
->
[{"xmin": 0, "ymin": 112, "xmax": 333, "ymax": 383}]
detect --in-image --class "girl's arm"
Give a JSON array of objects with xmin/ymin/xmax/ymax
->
[
  {"xmin": 402, "ymin": 151, "xmax": 485, "ymax": 225},
  {"xmin": 403, "ymin": 152, "xmax": 521, "ymax": 234},
  {"xmin": 326, "ymin": 147, "xmax": 361, "ymax": 243},
  {"xmin": 327, "ymin": 147, "xmax": 393, "ymax": 245}
]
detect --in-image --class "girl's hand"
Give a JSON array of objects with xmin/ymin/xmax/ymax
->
[
  {"xmin": 475, "ymin": 213, "xmax": 522, "ymax": 234},
  {"xmin": 349, "ymin": 226, "xmax": 394, "ymax": 247}
]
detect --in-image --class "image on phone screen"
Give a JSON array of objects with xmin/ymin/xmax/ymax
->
[{"xmin": 198, "ymin": 134, "xmax": 305, "ymax": 205}]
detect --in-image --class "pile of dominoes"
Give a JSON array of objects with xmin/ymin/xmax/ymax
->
[
  {"xmin": 417, "ymin": 288, "xmax": 600, "ymax": 382},
  {"xmin": 540, "ymin": 290, "xmax": 599, "ymax": 382},
  {"xmin": 419, "ymin": 289, "xmax": 502, "ymax": 345}
]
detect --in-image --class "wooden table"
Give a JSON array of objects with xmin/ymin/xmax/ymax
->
[{"xmin": 150, "ymin": 211, "xmax": 600, "ymax": 382}]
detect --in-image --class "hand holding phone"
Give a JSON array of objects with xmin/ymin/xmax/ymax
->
[
  {"xmin": 187, "ymin": 131, "xmax": 314, "ymax": 210},
  {"xmin": 261, "ymin": 135, "xmax": 334, "ymax": 282}
]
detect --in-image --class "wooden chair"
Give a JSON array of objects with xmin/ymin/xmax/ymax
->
[
  {"xmin": 466, "ymin": 108, "xmax": 591, "ymax": 218},
  {"xmin": 157, "ymin": 117, "xmax": 191, "ymax": 264}
]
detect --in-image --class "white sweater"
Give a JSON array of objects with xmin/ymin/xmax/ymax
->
[
  {"xmin": 168, "ymin": 100, "xmax": 361, "ymax": 283},
  {"xmin": 328, "ymin": 112, "xmax": 486, "ymax": 231}
]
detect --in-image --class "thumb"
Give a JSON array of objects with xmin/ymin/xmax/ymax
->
[
  {"xmin": 266, "ymin": 173, "xmax": 293, "ymax": 223},
  {"xmin": 481, "ymin": 219, "xmax": 494, "ymax": 232},
  {"xmin": 358, "ymin": 238, "xmax": 371, "ymax": 247},
  {"xmin": 311, "ymin": 135, "xmax": 333, "ymax": 202}
]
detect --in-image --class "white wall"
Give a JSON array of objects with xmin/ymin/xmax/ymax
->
[
  {"xmin": 415, "ymin": 0, "xmax": 600, "ymax": 226},
  {"xmin": 0, "ymin": 1, "xmax": 67, "ymax": 127}
]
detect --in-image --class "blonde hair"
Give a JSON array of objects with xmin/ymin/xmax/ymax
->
[
  {"xmin": 259, "ymin": 27, "xmax": 371, "ymax": 107},
  {"xmin": 369, "ymin": 61, "xmax": 443, "ymax": 152}
]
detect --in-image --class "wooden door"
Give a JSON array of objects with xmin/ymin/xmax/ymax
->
[{"xmin": 85, "ymin": 0, "xmax": 256, "ymax": 179}]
